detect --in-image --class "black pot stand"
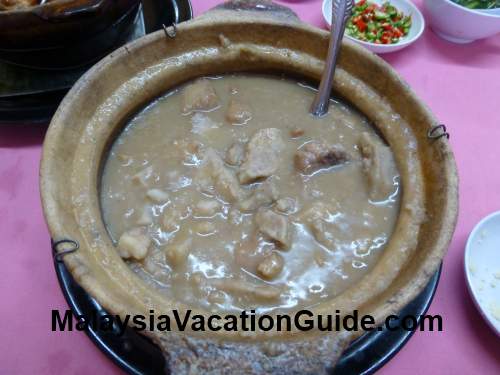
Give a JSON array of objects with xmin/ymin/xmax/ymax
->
[{"xmin": 53, "ymin": 245, "xmax": 441, "ymax": 375}]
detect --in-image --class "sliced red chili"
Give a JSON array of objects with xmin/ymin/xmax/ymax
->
[{"xmin": 356, "ymin": 19, "xmax": 368, "ymax": 32}]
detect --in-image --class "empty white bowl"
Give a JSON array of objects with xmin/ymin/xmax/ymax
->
[
  {"xmin": 464, "ymin": 211, "xmax": 500, "ymax": 337},
  {"xmin": 424, "ymin": 0, "xmax": 500, "ymax": 43},
  {"xmin": 322, "ymin": 0, "xmax": 425, "ymax": 54}
]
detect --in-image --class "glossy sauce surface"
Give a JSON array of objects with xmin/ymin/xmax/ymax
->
[{"xmin": 100, "ymin": 75, "xmax": 400, "ymax": 313}]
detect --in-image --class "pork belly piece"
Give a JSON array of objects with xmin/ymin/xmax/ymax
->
[
  {"xmin": 117, "ymin": 228, "xmax": 151, "ymax": 261},
  {"xmin": 358, "ymin": 132, "xmax": 398, "ymax": 201},
  {"xmin": 238, "ymin": 179, "xmax": 278, "ymax": 212},
  {"xmin": 181, "ymin": 79, "xmax": 219, "ymax": 113},
  {"xmin": 294, "ymin": 141, "xmax": 349, "ymax": 174},
  {"xmin": 225, "ymin": 98, "xmax": 252, "ymax": 125},
  {"xmin": 239, "ymin": 128, "xmax": 285, "ymax": 184},
  {"xmin": 198, "ymin": 148, "xmax": 244, "ymax": 203},
  {"xmin": 255, "ymin": 208, "xmax": 291, "ymax": 249}
]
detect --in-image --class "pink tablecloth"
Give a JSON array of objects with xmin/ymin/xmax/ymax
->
[{"xmin": 1, "ymin": 0, "xmax": 499, "ymax": 373}]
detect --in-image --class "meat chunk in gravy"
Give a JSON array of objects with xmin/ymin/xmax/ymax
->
[
  {"xmin": 239, "ymin": 128, "xmax": 285, "ymax": 184},
  {"xmin": 136, "ymin": 206, "xmax": 153, "ymax": 226},
  {"xmin": 182, "ymin": 79, "xmax": 219, "ymax": 113},
  {"xmin": 117, "ymin": 228, "xmax": 151, "ymax": 261},
  {"xmin": 255, "ymin": 208, "xmax": 292, "ymax": 249},
  {"xmin": 197, "ymin": 148, "xmax": 244, "ymax": 203},
  {"xmin": 275, "ymin": 197, "xmax": 296, "ymax": 214},
  {"xmin": 238, "ymin": 179, "xmax": 278, "ymax": 212},
  {"xmin": 225, "ymin": 142, "xmax": 245, "ymax": 166},
  {"xmin": 165, "ymin": 237, "xmax": 192, "ymax": 267},
  {"xmin": 146, "ymin": 189, "xmax": 169, "ymax": 203},
  {"xmin": 300, "ymin": 202, "xmax": 340, "ymax": 250},
  {"xmin": 257, "ymin": 252, "xmax": 284, "ymax": 280},
  {"xmin": 358, "ymin": 133, "xmax": 398, "ymax": 201},
  {"xmin": 294, "ymin": 141, "xmax": 349, "ymax": 174},
  {"xmin": 225, "ymin": 98, "xmax": 252, "ymax": 125},
  {"xmin": 235, "ymin": 236, "xmax": 275, "ymax": 274}
]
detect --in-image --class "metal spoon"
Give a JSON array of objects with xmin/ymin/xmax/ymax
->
[{"xmin": 310, "ymin": 0, "xmax": 354, "ymax": 117}]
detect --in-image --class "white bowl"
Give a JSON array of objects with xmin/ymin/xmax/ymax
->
[
  {"xmin": 464, "ymin": 211, "xmax": 500, "ymax": 337},
  {"xmin": 424, "ymin": 0, "xmax": 500, "ymax": 44},
  {"xmin": 322, "ymin": 0, "xmax": 425, "ymax": 54}
]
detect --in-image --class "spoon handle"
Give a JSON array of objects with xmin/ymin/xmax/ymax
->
[{"xmin": 310, "ymin": 0, "xmax": 354, "ymax": 117}]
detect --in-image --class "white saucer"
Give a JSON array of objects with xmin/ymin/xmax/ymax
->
[{"xmin": 464, "ymin": 211, "xmax": 500, "ymax": 336}]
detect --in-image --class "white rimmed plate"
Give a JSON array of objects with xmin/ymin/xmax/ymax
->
[{"xmin": 464, "ymin": 211, "xmax": 500, "ymax": 337}]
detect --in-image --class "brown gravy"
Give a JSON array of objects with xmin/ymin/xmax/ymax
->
[{"xmin": 100, "ymin": 75, "xmax": 400, "ymax": 313}]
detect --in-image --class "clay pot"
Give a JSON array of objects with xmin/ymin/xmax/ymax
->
[{"xmin": 40, "ymin": 1, "xmax": 458, "ymax": 372}]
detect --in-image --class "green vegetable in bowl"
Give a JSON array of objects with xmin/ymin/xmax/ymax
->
[
  {"xmin": 346, "ymin": 0, "xmax": 412, "ymax": 45},
  {"xmin": 453, "ymin": 0, "xmax": 500, "ymax": 9}
]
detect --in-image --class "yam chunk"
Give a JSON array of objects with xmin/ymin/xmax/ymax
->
[
  {"xmin": 239, "ymin": 128, "xmax": 284, "ymax": 184},
  {"xmin": 358, "ymin": 133, "xmax": 398, "ymax": 201},
  {"xmin": 117, "ymin": 228, "xmax": 151, "ymax": 261},
  {"xmin": 255, "ymin": 208, "xmax": 291, "ymax": 249},
  {"xmin": 294, "ymin": 141, "xmax": 349, "ymax": 174},
  {"xmin": 181, "ymin": 79, "xmax": 218, "ymax": 113}
]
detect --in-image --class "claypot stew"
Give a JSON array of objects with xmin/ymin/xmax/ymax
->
[{"xmin": 100, "ymin": 75, "xmax": 401, "ymax": 314}]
